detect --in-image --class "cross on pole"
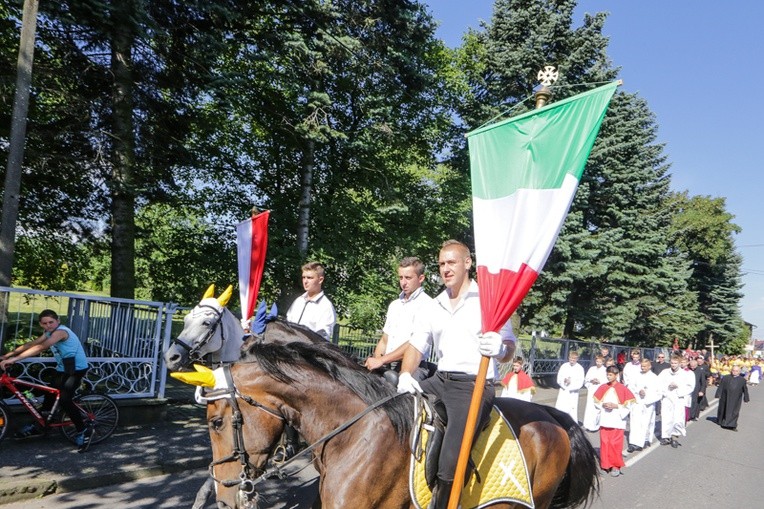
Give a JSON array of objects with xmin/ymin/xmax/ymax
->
[{"xmin": 705, "ymin": 333, "xmax": 715, "ymax": 361}]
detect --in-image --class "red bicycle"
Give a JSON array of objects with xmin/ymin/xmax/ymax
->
[{"xmin": 0, "ymin": 369, "xmax": 119, "ymax": 449}]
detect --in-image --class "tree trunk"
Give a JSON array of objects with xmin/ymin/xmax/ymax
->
[
  {"xmin": 0, "ymin": 0, "xmax": 39, "ymax": 289},
  {"xmin": 296, "ymin": 139, "xmax": 315, "ymax": 258},
  {"xmin": 109, "ymin": 2, "xmax": 137, "ymax": 299}
]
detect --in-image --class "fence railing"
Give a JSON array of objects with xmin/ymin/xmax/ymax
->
[
  {"xmin": 2, "ymin": 286, "xmax": 672, "ymax": 404},
  {"xmin": 0, "ymin": 287, "xmax": 175, "ymax": 401}
]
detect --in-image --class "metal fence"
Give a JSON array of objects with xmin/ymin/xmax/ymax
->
[
  {"xmin": 334, "ymin": 329, "xmax": 670, "ymax": 379},
  {"xmin": 2, "ymin": 286, "xmax": 671, "ymax": 404},
  {"xmin": 0, "ymin": 287, "xmax": 176, "ymax": 401}
]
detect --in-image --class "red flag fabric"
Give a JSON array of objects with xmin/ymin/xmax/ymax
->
[{"xmin": 236, "ymin": 211, "xmax": 270, "ymax": 320}]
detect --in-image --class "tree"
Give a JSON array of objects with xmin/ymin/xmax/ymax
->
[
  {"xmin": 455, "ymin": 0, "xmax": 705, "ymax": 345},
  {"xmin": 667, "ymin": 192, "xmax": 744, "ymax": 348}
]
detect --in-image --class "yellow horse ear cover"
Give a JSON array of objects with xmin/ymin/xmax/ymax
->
[
  {"xmin": 217, "ymin": 285, "xmax": 233, "ymax": 307},
  {"xmin": 202, "ymin": 284, "xmax": 216, "ymax": 300},
  {"xmin": 170, "ymin": 364, "xmax": 216, "ymax": 387}
]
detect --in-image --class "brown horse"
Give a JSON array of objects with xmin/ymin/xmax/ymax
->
[{"xmin": 188, "ymin": 341, "xmax": 599, "ymax": 509}]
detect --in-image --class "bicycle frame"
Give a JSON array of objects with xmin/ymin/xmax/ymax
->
[{"xmin": 0, "ymin": 371, "xmax": 65, "ymax": 429}]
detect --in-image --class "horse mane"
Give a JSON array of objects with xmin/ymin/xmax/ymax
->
[
  {"xmin": 242, "ymin": 341, "xmax": 413, "ymax": 444},
  {"xmin": 267, "ymin": 318, "xmax": 330, "ymax": 344}
]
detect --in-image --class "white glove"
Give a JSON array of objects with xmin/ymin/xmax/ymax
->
[
  {"xmin": 397, "ymin": 372, "xmax": 423, "ymax": 394},
  {"xmin": 478, "ymin": 331, "xmax": 506, "ymax": 358}
]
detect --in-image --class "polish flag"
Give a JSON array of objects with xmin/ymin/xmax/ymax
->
[{"xmin": 236, "ymin": 211, "xmax": 270, "ymax": 320}]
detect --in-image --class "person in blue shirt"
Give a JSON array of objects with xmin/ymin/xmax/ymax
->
[{"xmin": 1, "ymin": 309, "xmax": 90, "ymax": 446}]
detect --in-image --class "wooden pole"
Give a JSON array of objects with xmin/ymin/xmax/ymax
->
[
  {"xmin": 446, "ymin": 355, "xmax": 490, "ymax": 509},
  {"xmin": 0, "ymin": 0, "xmax": 39, "ymax": 288}
]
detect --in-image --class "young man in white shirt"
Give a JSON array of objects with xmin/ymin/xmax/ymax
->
[
  {"xmin": 396, "ymin": 240, "xmax": 516, "ymax": 509},
  {"xmin": 365, "ymin": 257, "xmax": 433, "ymax": 380},
  {"xmin": 285, "ymin": 261, "xmax": 337, "ymax": 340},
  {"xmin": 281, "ymin": 261, "xmax": 336, "ymax": 461}
]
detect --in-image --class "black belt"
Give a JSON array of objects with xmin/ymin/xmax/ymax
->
[{"xmin": 439, "ymin": 371, "xmax": 493, "ymax": 383}]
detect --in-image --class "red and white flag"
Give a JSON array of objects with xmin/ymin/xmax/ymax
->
[{"xmin": 236, "ymin": 210, "xmax": 270, "ymax": 320}]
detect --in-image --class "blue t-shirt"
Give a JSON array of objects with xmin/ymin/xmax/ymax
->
[{"xmin": 46, "ymin": 325, "xmax": 88, "ymax": 372}]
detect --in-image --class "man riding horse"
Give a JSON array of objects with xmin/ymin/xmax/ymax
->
[{"xmin": 397, "ymin": 240, "xmax": 516, "ymax": 509}]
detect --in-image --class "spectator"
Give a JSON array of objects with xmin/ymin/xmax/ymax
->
[{"xmin": 652, "ymin": 352, "xmax": 670, "ymax": 375}]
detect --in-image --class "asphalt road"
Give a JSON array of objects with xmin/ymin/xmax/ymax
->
[{"xmin": 3, "ymin": 384, "xmax": 761, "ymax": 509}]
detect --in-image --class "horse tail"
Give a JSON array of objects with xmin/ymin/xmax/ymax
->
[{"xmin": 545, "ymin": 405, "xmax": 600, "ymax": 509}]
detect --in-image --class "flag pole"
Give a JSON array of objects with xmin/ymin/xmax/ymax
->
[{"xmin": 447, "ymin": 69, "xmax": 558, "ymax": 509}]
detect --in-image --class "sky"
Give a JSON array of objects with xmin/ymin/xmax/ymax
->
[{"xmin": 426, "ymin": 0, "xmax": 764, "ymax": 341}]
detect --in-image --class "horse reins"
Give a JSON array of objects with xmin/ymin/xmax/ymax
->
[
  {"xmin": 171, "ymin": 305, "xmax": 226, "ymax": 363},
  {"xmin": 208, "ymin": 363, "xmax": 405, "ymax": 499}
]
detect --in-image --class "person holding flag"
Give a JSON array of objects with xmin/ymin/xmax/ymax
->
[{"xmin": 397, "ymin": 240, "xmax": 516, "ymax": 509}]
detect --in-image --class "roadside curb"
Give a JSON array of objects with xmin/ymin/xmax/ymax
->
[{"xmin": 0, "ymin": 455, "xmax": 211, "ymax": 505}]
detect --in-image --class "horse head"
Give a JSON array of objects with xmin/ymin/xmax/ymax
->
[
  {"xmin": 172, "ymin": 364, "xmax": 286, "ymax": 509},
  {"xmin": 164, "ymin": 284, "xmax": 242, "ymax": 371}
]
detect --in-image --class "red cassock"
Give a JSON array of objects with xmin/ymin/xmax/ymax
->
[{"xmin": 593, "ymin": 382, "xmax": 635, "ymax": 470}]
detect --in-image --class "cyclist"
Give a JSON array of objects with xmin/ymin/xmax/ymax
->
[{"xmin": 0, "ymin": 309, "xmax": 91, "ymax": 447}]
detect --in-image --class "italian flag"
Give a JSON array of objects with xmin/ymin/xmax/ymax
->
[
  {"xmin": 236, "ymin": 210, "xmax": 270, "ymax": 320},
  {"xmin": 467, "ymin": 81, "xmax": 618, "ymax": 333}
]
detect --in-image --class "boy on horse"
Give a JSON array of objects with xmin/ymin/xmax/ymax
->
[{"xmin": 396, "ymin": 240, "xmax": 516, "ymax": 509}]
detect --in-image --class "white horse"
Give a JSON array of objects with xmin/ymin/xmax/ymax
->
[{"xmin": 164, "ymin": 285, "xmax": 244, "ymax": 371}]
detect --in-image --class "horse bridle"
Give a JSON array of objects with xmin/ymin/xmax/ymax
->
[
  {"xmin": 206, "ymin": 364, "xmax": 286, "ymax": 507},
  {"xmin": 207, "ymin": 364, "xmax": 405, "ymax": 505},
  {"xmin": 171, "ymin": 305, "xmax": 227, "ymax": 364}
]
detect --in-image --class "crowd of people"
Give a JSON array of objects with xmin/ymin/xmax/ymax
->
[{"xmin": 498, "ymin": 345, "xmax": 756, "ymax": 478}]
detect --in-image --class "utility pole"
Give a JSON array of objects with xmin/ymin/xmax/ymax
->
[{"xmin": 0, "ymin": 0, "xmax": 40, "ymax": 287}]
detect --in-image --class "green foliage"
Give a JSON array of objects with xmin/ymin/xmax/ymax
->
[
  {"xmin": 2, "ymin": 0, "xmax": 746, "ymax": 352},
  {"xmin": 134, "ymin": 202, "xmax": 237, "ymax": 306},
  {"xmin": 12, "ymin": 233, "xmax": 108, "ymax": 292}
]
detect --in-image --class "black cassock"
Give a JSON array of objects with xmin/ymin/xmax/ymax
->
[
  {"xmin": 690, "ymin": 368, "xmax": 708, "ymax": 420},
  {"xmin": 715, "ymin": 374, "xmax": 749, "ymax": 429}
]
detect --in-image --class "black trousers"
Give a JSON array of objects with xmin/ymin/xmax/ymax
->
[
  {"xmin": 420, "ymin": 371, "xmax": 494, "ymax": 482},
  {"xmin": 42, "ymin": 369, "xmax": 87, "ymax": 431}
]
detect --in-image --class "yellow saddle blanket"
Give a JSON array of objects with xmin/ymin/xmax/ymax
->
[{"xmin": 410, "ymin": 405, "xmax": 534, "ymax": 509}]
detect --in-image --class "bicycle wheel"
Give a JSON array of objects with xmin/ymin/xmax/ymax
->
[
  {"xmin": 60, "ymin": 394, "xmax": 119, "ymax": 445},
  {"xmin": 0, "ymin": 401, "xmax": 11, "ymax": 442}
]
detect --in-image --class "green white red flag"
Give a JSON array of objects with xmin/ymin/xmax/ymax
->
[
  {"xmin": 467, "ymin": 81, "xmax": 618, "ymax": 333},
  {"xmin": 236, "ymin": 210, "xmax": 270, "ymax": 320}
]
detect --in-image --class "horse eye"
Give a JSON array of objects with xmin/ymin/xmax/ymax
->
[
  {"xmin": 202, "ymin": 320, "xmax": 212, "ymax": 327},
  {"xmin": 210, "ymin": 418, "xmax": 224, "ymax": 431}
]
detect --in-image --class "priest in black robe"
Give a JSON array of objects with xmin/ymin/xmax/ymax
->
[
  {"xmin": 715, "ymin": 365, "xmax": 749, "ymax": 431},
  {"xmin": 689, "ymin": 358, "xmax": 707, "ymax": 420}
]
